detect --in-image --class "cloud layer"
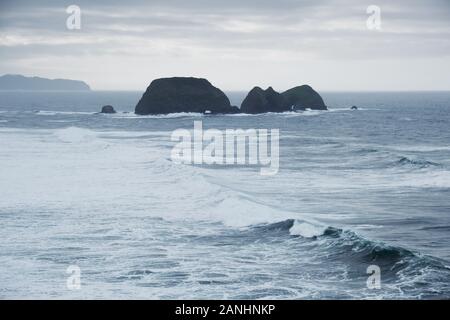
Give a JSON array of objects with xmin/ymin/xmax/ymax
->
[{"xmin": 1, "ymin": 0, "xmax": 449, "ymax": 90}]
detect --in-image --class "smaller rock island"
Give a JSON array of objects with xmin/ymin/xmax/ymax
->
[
  {"xmin": 100, "ymin": 105, "xmax": 116, "ymax": 114},
  {"xmin": 240, "ymin": 87, "xmax": 288, "ymax": 114}
]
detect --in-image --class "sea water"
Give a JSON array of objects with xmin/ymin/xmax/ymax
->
[{"xmin": 0, "ymin": 91, "xmax": 449, "ymax": 299}]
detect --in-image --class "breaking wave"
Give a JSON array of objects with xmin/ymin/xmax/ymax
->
[
  {"xmin": 393, "ymin": 156, "xmax": 440, "ymax": 168},
  {"xmin": 247, "ymin": 218, "xmax": 450, "ymax": 296}
]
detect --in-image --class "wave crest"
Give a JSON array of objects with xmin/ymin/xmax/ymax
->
[{"xmin": 395, "ymin": 156, "xmax": 440, "ymax": 168}]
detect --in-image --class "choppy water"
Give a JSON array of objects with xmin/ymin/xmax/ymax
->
[{"xmin": 0, "ymin": 91, "xmax": 449, "ymax": 299}]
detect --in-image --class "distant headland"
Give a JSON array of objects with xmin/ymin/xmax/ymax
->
[
  {"xmin": 0, "ymin": 74, "xmax": 91, "ymax": 91},
  {"xmin": 135, "ymin": 77, "xmax": 327, "ymax": 115}
]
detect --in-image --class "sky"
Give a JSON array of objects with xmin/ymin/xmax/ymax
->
[{"xmin": 0, "ymin": 0, "xmax": 449, "ymax": 91}]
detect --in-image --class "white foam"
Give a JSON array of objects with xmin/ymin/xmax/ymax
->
[
  {"xmin": 328, "ymin": 107, "xmax": 351, "ymax": 112},
  {"xmin": 387, "ymin": 145, "xmax": 450, "ymax": 152},
  {"xmin": 36, "ymin": 110, "xmax": 95, "ymax": 116},
  {"xmin": 354, "ymin": 224, "xmax": 384, "ymax": 230},
  {"xmin": 53, "ymin": 126, "xmax": 98, "ymax": 143},
  {"xmin": 225, "ymin": 113, "xmax": 255, "ymax": 117},
  {"xmin": 112, "ymin": 112, "xmax": 204, "ymax": 119},
  {"xmin": 289, "ymin": 220, "xmax": 327, "ymax": 238},
  {"xmin": 46, "ymin": 119, "xmax": 78, "ymax": 123},
  {"xmin": 51, "ymin": 126, "xmax": 174, "ymax": 144},
  {"xmin": 2, "ymin": 124, "xmax": 447, "ymax": 236},
  {"xmin": 226, "ymin": 110, "xmax": 328, "ymax": 117},
  {"xmin": 210, "ymin": 197, "xmax": 291, "ymax": 227},
  {"xmin": 98, "ymin": 130, "xmax": 172, "ymax": 139},
  {"xmin": 393, "ymin": 170, "xmax": 450, "ymax": 188}
]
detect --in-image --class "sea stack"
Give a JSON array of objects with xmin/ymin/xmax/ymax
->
[
  {"xmin": 240, "ymin": 87, "xmax": 289, "ymax": 114},
  {"xmin": 281, "ymin": 85, "xmax": 327, "ymax": 110},
  {"xmin": 100, "ymin": 105, "xmax": 116, "ymax": 114},
  {"xmin": 135, "ymin": 77, "xmax": 238, "ymax": 115},
  {"xmin": 240, "ymin": 85, "xmax": 327, "ymax": 113}
]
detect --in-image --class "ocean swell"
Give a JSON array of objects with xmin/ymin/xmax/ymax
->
[{"xmin": 250, "ymin": 219, "xmax": 450, "ymax": 287}]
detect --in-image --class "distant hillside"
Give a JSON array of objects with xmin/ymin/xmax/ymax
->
[{"xmin": 0, "ymin": 74, "xmax": 91, "ymax": 91}]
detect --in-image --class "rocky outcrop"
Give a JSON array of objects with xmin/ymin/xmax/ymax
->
[
  {"xmin": 135, "ymin": 77, "xmax": 236, "ymax": 115},
  {"xmin": 281, "ymin": 85, "xmax": 327, "ymax": 110},
  {"xmin": 240, "ymin": 85, "xmax": 327, "ymax": 113},
  {"xmin": 101, "ymin": 105, "xmax": 116, "ymax": 114},
  {"xmin": 240, "ymin": 87, "xmax": 289, "ymax": 114},
  {"xmin": 134, "ymin": 77, "xmax": 327, "ymax": 115}
]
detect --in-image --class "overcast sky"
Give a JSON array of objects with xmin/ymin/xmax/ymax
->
[{"xmin": 0, "ymin": 0, "xmax": 449, "ymax": 91}]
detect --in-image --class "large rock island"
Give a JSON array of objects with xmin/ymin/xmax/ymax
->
[
  {"xmin": 135, "ymin": 77, "xmax": 239, "ymax": 115},
  {"xmin": 0, "ymin": 74, "xmax": 91, "ymax": 91}
]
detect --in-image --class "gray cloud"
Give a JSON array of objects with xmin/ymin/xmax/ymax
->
[{"xmin": 0, "ymin": 0, "xmax": 449, "ymax": 90}]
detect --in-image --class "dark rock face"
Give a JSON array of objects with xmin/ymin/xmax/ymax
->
[
  {"xmin": 101, "ymin": 105, "xmax": 116, "ymax": 114},
  {"xmin": 228, "ymin": 106, "xmax": 241, "ymax": 114},
  {"xmin": 240, "ymin": 85, "xmax": 327, "ymax": 113},
  {"xmin": 135, "ymin": 77, "xmax": 235, "ymax": 115},
  {"xmin": 281, "ymin": 85, "xmax": 327, "ymax": 110},
  {"xmin": 134, "ymin": 77, "xmax": 327, "ymax": 115},
  {"xmin": 240, "ymin": 87, "xmax": 289, "ymax": 114}
]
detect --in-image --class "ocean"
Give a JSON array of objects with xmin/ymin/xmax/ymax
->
[{"xmin": 0, "ymin": 90, "xmax": 449, "ymax": 299}]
